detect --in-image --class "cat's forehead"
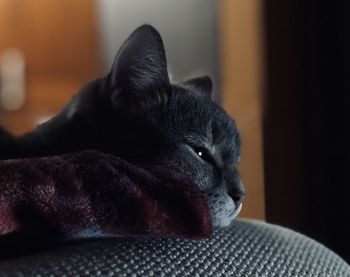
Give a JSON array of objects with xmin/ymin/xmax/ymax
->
[{"xmin": 165, "ymin": 85, "xmax": 238, "ymax": 146}]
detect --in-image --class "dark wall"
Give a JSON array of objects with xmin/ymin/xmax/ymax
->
[{"xmin": 264, "ymin": 0, "xmax": 350, "ymax": 262}]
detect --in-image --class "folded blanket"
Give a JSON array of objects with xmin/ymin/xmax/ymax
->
[{"xmin": 0, "ymin": 150, "xmax": 212, "ymax": 241}]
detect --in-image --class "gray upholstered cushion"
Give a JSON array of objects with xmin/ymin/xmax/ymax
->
[{"xmin": 0, "ymin": 219, "xmax": 349, "ymax": 276}]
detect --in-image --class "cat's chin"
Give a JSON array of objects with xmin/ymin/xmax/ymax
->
[{"xmin": 212, "ymin": 203, "xmax": 242, "ymax": 228}]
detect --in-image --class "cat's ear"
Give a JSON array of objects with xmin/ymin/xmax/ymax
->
[
  {"xmin": 182, "ymin": 76, "xmax": 213, "ymax": 97},
  {"xmin": 108, "ymin": 25, "xmax": 170, "ymax": 106}
]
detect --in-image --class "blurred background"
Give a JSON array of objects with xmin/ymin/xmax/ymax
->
[{"xmin": 0, "ymin": 0, "xmax": 348, "ymax": 262}]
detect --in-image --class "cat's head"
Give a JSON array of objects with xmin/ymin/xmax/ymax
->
[{"xmin": 99, "ymin": 25, "xmax": 245, "ymax": 227}]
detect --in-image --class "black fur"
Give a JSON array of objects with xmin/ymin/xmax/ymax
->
[{"xmin": 0, "ymin": 25, "xmax": 245, "ymax": 227}]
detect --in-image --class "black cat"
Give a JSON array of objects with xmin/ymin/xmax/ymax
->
[{"xmin": 0, "ymin": 25, "xmax": 244, "ymax": 227}]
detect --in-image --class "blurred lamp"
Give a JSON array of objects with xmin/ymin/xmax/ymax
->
[{"xmin": 0, "ymin": 48, "xmax": 26, "ymax": 111}]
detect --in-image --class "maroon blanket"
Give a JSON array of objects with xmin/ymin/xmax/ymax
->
[{"xmin": 0, "ymin": 150, "xmax": 212, "ymax": 241}]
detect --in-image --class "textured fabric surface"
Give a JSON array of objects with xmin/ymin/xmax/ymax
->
[
  {"xmin": 0, "ymin": 150, "xmax": 211, "ymax": 240},
  {"xmin": 0, "ymin": 219, "xmax": 348, "ymax": 276}
]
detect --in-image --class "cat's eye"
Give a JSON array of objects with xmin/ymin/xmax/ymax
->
[{"xmin": 192, "ymin": 146, "xmax": 215, "ymax": 166}]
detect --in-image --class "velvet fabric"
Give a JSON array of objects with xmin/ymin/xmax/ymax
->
[{"xmin": 0, "ymin": 150, "xmax": 212, "ymax": 241}]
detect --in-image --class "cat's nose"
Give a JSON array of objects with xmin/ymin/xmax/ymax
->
[
  {"xmin": 232, "ymin": 194, "xmax": 244, "ymax": 209},
  {"xmin": 225, "ymin": 173, "xmax": 245, "ymax": 209}
]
